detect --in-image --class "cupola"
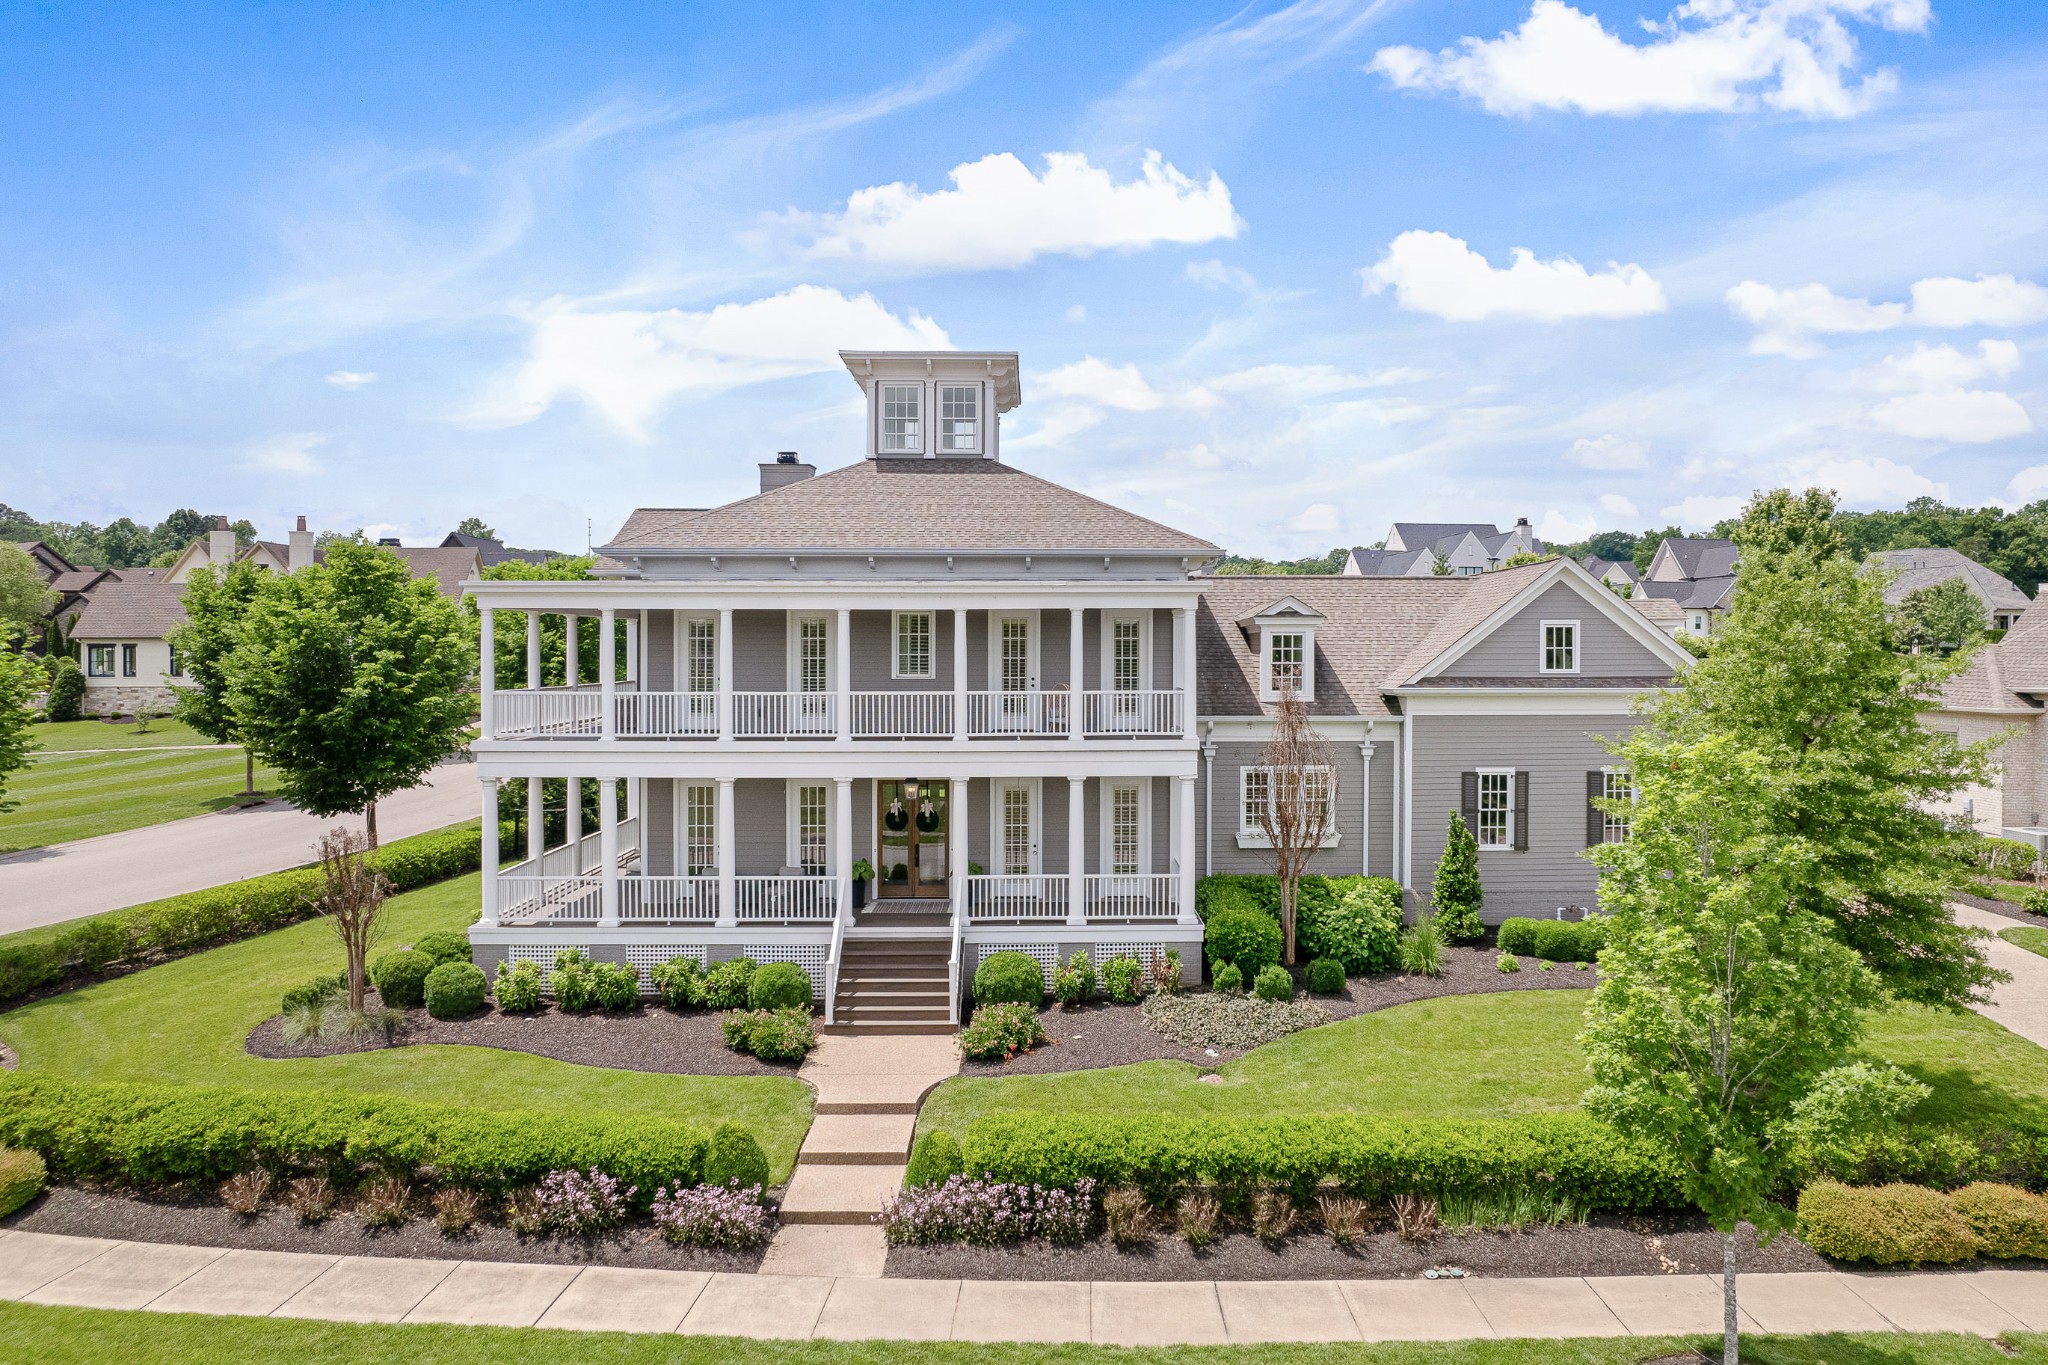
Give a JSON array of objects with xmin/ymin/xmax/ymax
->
[{"xmin": 839, "ymin": 350, "xmax": 1021, "ymax": 461}]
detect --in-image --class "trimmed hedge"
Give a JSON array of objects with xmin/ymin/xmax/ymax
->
[
  {"xmin": 1197, "ymin": 875, "xmax": 1406, "ymax": 973},
  {"xmin": 959, "ymin": 1112, "xmax": 1685, "ymax": 1210},
  {"xmin": 973, "ymin": 951, "xmax": 1045, "ymax": 1008},
  {"xmin": 1205, "ymin": 905, "xmax": 1282, "ymax": 979},
  {"xmin": 701, "ymin": 1121, "xmax": 770, "ymax": 1191},
  {"xmin": 0, "ymin": 1074, "xmax": 714, "ymax": 1209},
  {"xmin": 0, "ymin": 820, "xmax": 484, "ymax": 1006},
  {"xmin": 370, "ymin": 949, "xmax": 433, "ymax": 1008},
  {"xmin": 0, "ymin": 1146, "xmax": 46, "ymax": 1217},
  {"xmin": 747, "ymin": 962, "xmax": 812, "ymax": 1011},
  {"xmin": 1796, "ymin": 1180, "xmax": 1981, "ymax": 1264},
  {"xmin": 907, "ymin": 1130, "xmax": 965, "ymax": 1188},
  {"xmin": 1498, "ymin": 916, "xmax": 1605, "ymax": 963}
]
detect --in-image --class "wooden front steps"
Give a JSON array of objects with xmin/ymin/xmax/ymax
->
[{"xmin": 825, "ymin": 936, "xmax": 955, "ymax": 1035}]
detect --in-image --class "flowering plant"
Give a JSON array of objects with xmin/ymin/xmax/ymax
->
[
  {"xmin": 651, "ymin": 1180, "xmax": 772, "ymax": 1249},
  {"xmin": 535, "ymin": 1167, "xmax": 636, "ymax": 1235},
  {"xmin": 878, "ymin": 1175, "xmax": 1095, "ymax": 1246}
]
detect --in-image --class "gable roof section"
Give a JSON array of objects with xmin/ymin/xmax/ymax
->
[
  {"xmin": 1344, "ymin": 546, "xmax": 1428, "ymax": 576},
  {"xmin": 1654, "ymin": 537, "xmax": 1738, "ymax": 580},
  {"xmin": 69, "ymin": 582, "xmax": 188, "ymax": 640},
  {"xmin": 1387, "ymin": 522, "xmax": 1497, "ymax": 553},
  {"xmin": 1395, "ymin": 557, "xmax": 1695, "ymax": 685},
  {"xmin": 1196, "ymin": 575, "xmax": 1465, "ymax": 717},
  {"xmin": 603, "ymin": 459, "xmax": 1217, "ymax": 556},
  {"xmin": 1934, "ymin": 641, "xmax": 2038, "ymax": 716},
  {"xmin": 388, "ymin": 546, "xmax": 481, "ymax": 598},
  {"xmin": 1234, "ymin": 595, "xmax": 1326, "ymax": 629},
  {"xmin": 1874, "ymin": 547, "xmax": 2031, "ymax": 611}
]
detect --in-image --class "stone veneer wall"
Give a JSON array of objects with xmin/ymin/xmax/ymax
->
[{"xmin": 80, "ymin": 685, "xmax": 181, "ymax": 718}]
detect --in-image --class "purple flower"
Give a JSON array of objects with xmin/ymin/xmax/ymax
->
[
  {"xmin": 876, "ymin": 1175, "xmax": 1097, "ymax": 1246},
  {"xmin": 534, "ymin": 1167, "xmax": 636, "ymax": 1235},
  {"xmin": 651, "ymin": 1180, "xmax": 772, "ymax": 1249}
]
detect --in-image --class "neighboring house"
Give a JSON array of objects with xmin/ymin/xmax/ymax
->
[
  {"xmin": 9, "ymin": 540, "xmax": 111, "ymax": 647},
  {"xmin": 1341, "ymin": 519, "xmax": 1543, "ymax": 578},
  {"xmin": 441, "ymin": 531, "xmax": 564, "ymax": 569},
  {"xmin": 1872, "ymin": 547, "xmax": 2031, "ymax": 632},
  {"xmin": 467, "ymin": 349, "xmax": 1693, "ymax": 1028},
  {"xmin": 1635, "ymin": 536, "xmax": 1737, "ymax": 638},
  {"xmin": 1581, "ymin": 555, "xmax": 1638, "ymax": 595},
  {"xmin": 69, "ymin": 516, "xmax": 480, "ymax": 716}
]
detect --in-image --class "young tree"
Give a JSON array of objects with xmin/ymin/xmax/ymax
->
[
  {"xmin": 0, "ymin": 546, "xmax": 55, "ymax": 639},
  {"xmin": 1896, "ymin": 578, "xmax": 1988, "ymax": 651},
  {"xmin": 454, "ymin": 516, "xmax": 497, "ymax": 539},
  {"xmin": 1632, "ymin": 488, "xmax": 2000, "ymax": 1008},
  {"xmin": 169, "ymin": 560, "xmax": 266, "ymax": 796},
  {"xmin": 1429, "ymin": 550, "xmax": 1451, "ymax": 576},
  {"xmin": 0, "ymin": 648, "xmax": 40, "ymax": 814},
  {"xmin": 1582, "ymin": 736, "xmax": 1892, "ymax": 1365},
  {"xmin": 313, "ymin": 827, "xmax": 392, "ymax": 1012},
  {"xmin": 1430, "ymin": 812, "xmax": 1484, "ymax": 940},
  {"xmin": 1255, "ymin": 682, "xmax": 1336, "ymax": 965},
  {"xmin": 226, "ymin": 540, "xmax": 474, "ymax": 847}
]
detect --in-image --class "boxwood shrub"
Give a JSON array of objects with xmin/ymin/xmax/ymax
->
[
  {"xmin": 907, "ymin": 1130, "xmax": 965, "ymax": 1188},
  {"xmin": 0, "ymin": 821, "xmax": 485, "ymax": 1006},
  {"xmin": 1796, "ymin": 1180, "xmax": 1981, "ymax": 1264},
  {"xmin": 423, "ymin": 961, "xmax": 487, "ymax": 1020},
  {"xmin": 0, "ymin": 1146, "xmax": 46, "ymax": 1217},
  {"xmin": 0, "ymin": 1074, "xmax": 715, "ymax": 1207},
  {"xmin": 747, "ymin": 962, "xmax": 812, "ymax": 1011},
  {"xmin": 973, "ymin": 951, "xmax": 1045, "ymax": 1008},
  {"xmin": 1196, "ymin": 875, "xmax": 1404, "ymax": 974},
  {"xmin": 1204, "ymin": 904, "xmax": 1281, "ymax": 979},
  {"xmin": 369, "ymin": 949, "xmax": 434, "ymax": 1009},
  {"xmin": 1499, "ymin": 917, "xmax": 1604, "ymax": 964},
  {"xmin": 411, "ymin": 931, "xmax": 472, "ymax": 967}
]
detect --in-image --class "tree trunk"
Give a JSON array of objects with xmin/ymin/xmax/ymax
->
[
  {"xmin": 347, "ymin": 944, "xmax": 366, "ymax": 1013},
  {"xmin": 243, "ymin": 748, "xmax": 254, "ymax": 796},
  {"xmin": 365, "ymin": 799, "xmax": 379, "ymax": 851},
  {"xmin": 1280, "ymin": 879, "xmax": 1297, "ymax": 965},
  {"xmin": 1722, "ymin": 1229, "xmax": 1739, "ymax": 1365}
]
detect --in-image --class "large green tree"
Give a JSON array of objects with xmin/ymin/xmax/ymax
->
[
  {"xmin": 1895, "ymin": 578, "xmax": 1988, "ymax": 651},
  {"xmin": 476, "ymin": 556, "xmax": 606, "ymax": 689},
  {"xmin": 168, "ymin": 559, "xmax": 268, "ymax": 796},
  {"xmin": 0, "ymin": 647, "xmax": 39, "ymax": 814},
  {"xmin": 0, "ymin": 546, "xmax": 55, "ymax": 639},
  {"xmin": 224, "ymin": 541, "xmax": 473, "ymax": 846},
  {"xmin": 1629, "ymin": 487, "xmax": 2000, "ymax": 1008}
]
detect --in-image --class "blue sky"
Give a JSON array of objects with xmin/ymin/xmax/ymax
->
[{"xmin": 2, "ymin": 0, "xmax": 2044, "ymax": 556}]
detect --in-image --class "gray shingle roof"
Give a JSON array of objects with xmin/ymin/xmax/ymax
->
[
  {"xmin": 1657, "ymin": 537, "xmax": 1738, "ymax": 579},
  {"xmin": 388, "ymin": 546, "xmax": 481, "ymax": 598},
  {"xmin": 1196, "ymin": 575, "xmax": 1467, "ymax": 717},
  {"xmin": 1388, "ymin": 522, "xmax": 1497, "ymax": 552},
  {"xmin": 1344, "ymin": 547, "xmax": 1428, "ymax": 575},
  {"xmin": 68, "ymin": 582, "xmax": 188, "ymax": 639},
  {"xmin": 1582, "ymin": 554, "xmax": 1639, "ymax": 584},
  {"xmin": 1873, "ymin": 547, "xmax": 2031, "ymax": 611},
  {"xmin": 1390, "ymin": 559, "xmax": 1561, "ymax": 683},
  {"xmin": 606, "ymin": 460, "xmax": 1218, "ymax": 556},
  {"xmin": 1935, "ymin": 642, "xmax": 2037, "ymax": 714},
  {"xmin": 1638, "ymin": 574, "xmax": 1735, "ymax": 610}
]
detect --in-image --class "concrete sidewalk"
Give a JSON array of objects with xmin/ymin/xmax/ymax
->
[
  {"xmin": 0, "ymin": 761, "xmax": 481, "ymax": 935},
  {"xmin": 4, "ymin": 1230, "xmax": 2043, "ymax": 1342},
  {"xmin": 1956, "ymin": 904, "xmax": 2048, "ymax": 1049}
]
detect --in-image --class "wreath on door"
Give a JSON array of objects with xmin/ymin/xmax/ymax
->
[
  {"xmin": 916, "ymin": 796, "xmax": 942, "ymax": 834},
  {"xmin": 883, "ymin": 797, "xmax": 909, "ymax": 832}
]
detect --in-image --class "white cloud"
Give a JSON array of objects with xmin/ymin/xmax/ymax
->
[
  {"xmin": 1031, "ymin": 357, "xmax": 1170, "ymax": 411},
  {"xmin": 1785, "ymin": 455, "xmax": 1949, "ymax": 503},
  {"xmin": 246, "ymin": 432, "xmax": 325, "ymax": 475},
  {"xmin": 1369, "ymin": 0, "xmax": 1929, "ymax": 120},
  {"xmin": 1599, "ymin": 493, "xmax": 1640, "ymax": 517},
  {"xmin": 1863, "ymin": 340, "xmax": 2022, "ymax": 391},
  {"xmin": 1202, "ymin": 363, "xmax": 1428, "ymax": 400},
  {"xmin": 1538, "ymin": 509, "xmax": 1597, "ymax": 543},
  {"xmin": 468, "ymin": 285, "xmax": 948, "ymax": 438},
  {"xmin": 1661, "ymin": 493, "xmax": 1749, "ymax": 528},
  {"xmin": 1064, "ymin": 304, "xmax": 1088, "ymax": 323},
  {"xmin": 323, "ymin": 370, "xmax": 377, "ymax": 389},
  {"xmin": 2005, "ymin": 466, "xmax": 2048, "ymax": 506},
  {"xmin": 1291, "ymin": 502, "xmax": 1341, "ymax": 533},
  {"xmin": 1567, "ymin": 433, "xmax": 1650, "ymax": 469},
  {"xmin": 1725, "ymin": 280, "xmax": 1905, "ymax": 357},
  {"xmin": 1909, "ymin": 274, "xmax": 2048, "ymax": 329},
  {"xmin": 1174, "ymin": 443, "xmax": 1223, "ymax": 469},
  {"xmin": 796, "ymin": 150, "xmax": 1242, "ymax": 272},
  {"xmin": 1362, "ymin": 230, "xmax": 1666, "ymax": 322},
  {"xmin": 1185, "ymin": 258, "xmax": 1263, "ymax": 294},
  {"xmin": 1870, "ymin": 389, "xmax": 2034, "ymax": 443}
]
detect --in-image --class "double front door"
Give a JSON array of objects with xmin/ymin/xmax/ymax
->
[{"xmin": 877, "ymin": 780, "xmax": 948, "ymax": 897}]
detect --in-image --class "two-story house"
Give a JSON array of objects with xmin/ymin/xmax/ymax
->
[
  {"xmin": 1635, "ymin": 536, "xmax": 1737, "ymax": 639},
  {"xmin": 1340, "ymin": 519, "xmax": 1543, "ymax": 578},
  {"xmin": 465, "ymin": 350, "xmax": 1694, "ymax": 1031}
]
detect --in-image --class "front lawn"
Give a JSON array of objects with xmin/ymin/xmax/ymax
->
[
  {"xmin": 0, "ymin": 871, "xmax": 814, "ymax": 1181},
  {"xmin": 0, "ymin": 719, "xmax": 275, "ymax": 851},
  {"xmin": 2003, "ymin": 926, "xmax": 2048, "ymax": 961},
  {"xmin": 919, "ymin": 989, "xmax": 2048, "ymax": 1146}
]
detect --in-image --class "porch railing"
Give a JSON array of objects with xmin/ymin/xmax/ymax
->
[
  {"xmin": 1082, "ymin": 873, "xmax": 1179, "ymax": 921},
  {"xmin": 965, "ymin": 874, "xmax": 1070, "ymax": 922},
  {"xmin": 1081, "ymin": 689, "xmax": 1184, "ymax": 737},
  {"xmin": 965, "ymin": 690, "xmax": 1070, "ymax": 737},
  {"xmin": 493, "ymin": 688, "xmax": 602, "ymax": 739},
  {"xmin": 497, "ymin": 875, "xmax": 601, "ymax": 925},
  {"xmin": 618, "ymin": 876, "xmax": 719, "ymax": 923},
  {"xmin": 615, "ymin": 691, "xmax": 718, "ymax": 738},
  {"xmin": 732, "ymin": 691, "xmax": 837, "ymax": 738},
  {"xmin": 849, "ymin": 691, "xmax": 953, "ymax": 739},
  {"xmin": 734, "ymin": 874, "xmax": 838, "ymax": 921}
]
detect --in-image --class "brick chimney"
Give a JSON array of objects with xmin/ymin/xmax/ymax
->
[
  {"xmin": 288, "ymin": 515, "xmax": 315, "ymax": 572},
  {"xmin": 208, "ymin": 516, "xmax": 236, "ymax": 569},
  {"xmin": 759, "ymin": 451, "xmax": 815, "ymax": 495}
]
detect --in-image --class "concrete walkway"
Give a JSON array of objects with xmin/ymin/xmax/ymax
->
[
  {"xmin": 1956, "ymin": 904, "xmax": 2048, "ymax": 1049},
  {"xmin": 0, "ymin": 761, "xmax": 481, "ymax": 935},
  {"xmin": 3, "ymin": 1230, "xmax": 2043, "ymax": 1341}
]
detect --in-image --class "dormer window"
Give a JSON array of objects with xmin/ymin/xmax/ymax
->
[
  {"xmin": 879, "ymin": 383, "xmax": 923, "ymax": 454},
  {"xmin": 1241, "ymin": 596, "xmax": 1324, "ymax": 704},
  {"xmin": 939, "ymin": 384, "xmax": 980, "ymax": 452}
]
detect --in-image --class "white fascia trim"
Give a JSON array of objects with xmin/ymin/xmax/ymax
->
[
  {"xmin": 468, "ymin": 580, "xmax": 1210, "ymax": 610},
  {"xmin": 1394, "ymin": 689, "xmax": 1659, "ymax": 717},
  {"xmin": 1236, "ymin": 831, "xmax": 1342, "ymax": 849},
  {"xmin": 473, "ymin": 748, "xmax": 1201, "ymax": 781}
]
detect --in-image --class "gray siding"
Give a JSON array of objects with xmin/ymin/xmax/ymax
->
[
  {"xmin": 1408, "ymin": 712, "xmax": 1639, "ymax": 920},
  {"xmin": 647, "ymin": 611, "xmax": 675, "ymax": 690},
  {"xmin": 734, "ymin": 777, "xmax": 785, "ymax": 874},
  {"xmin": 1201, "ymin": 740, "xmax": 1388, "ymax": 879},
  {"xmin": 1040, "ymin": 610, "xmax": 1073, "ymax": 691},
  {"xmin": 848, "ymin": 610, "xmax": 957, "ymax": 690},
  {"xmin": 1439, "ymin": 583, "xmax": 1668, "ymax": 680},
  {"xmin": 733, "ymin": 611, "xmax": 784, "ymax": 690},
  {"xmin": 643, "ymin": 777, "xmax": 675, "ymax": 876}
]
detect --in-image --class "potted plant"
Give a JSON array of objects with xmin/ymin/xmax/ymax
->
[{"xmin": 851, "ymin": 858, "xmax": 875, "ymax": 909}]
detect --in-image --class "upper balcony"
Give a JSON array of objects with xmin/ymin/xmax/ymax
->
[{"xmin": 473, "ymin": 594, "xmax": 1201, "ymax": 747}]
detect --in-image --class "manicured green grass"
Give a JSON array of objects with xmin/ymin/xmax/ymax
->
[
  {"xmin": 2003, "ymin": 926, "xmax": 2048, "ymax": 961},
  {"xmin": 0, "ymin": 719, "xmax": 274, "ymax": 851},
  {"xmin": 0, "ymin": 871, "xmax": 814, "ymax": 1182},
  {"xmin": 920, "ymin": 991, "xmax": 2048, "ymax": 1144},
  {"xmin": 2, "ymin": 1305, "xmax": 2040, "ymax": 1365}
]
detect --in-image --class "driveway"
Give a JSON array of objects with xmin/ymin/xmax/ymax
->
[
  {"xmin": 0, "ymin": 761, "xmax": 483, "ymax": 935},
  {"xmin": 1954, "ymin": 903, "xmax": 2048, "ymax": 1049}
]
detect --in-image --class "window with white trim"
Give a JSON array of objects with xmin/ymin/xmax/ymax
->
[
  {"xmin": 795, "ymin": 782, "xmax": 828, "ymax": 875},
  {"xmin": 1109, "ymin": 782, "xmax": 1142, "ymax": 875},
  {"xmin": 1111, "ymin": 616, "xmax": 1143, "ymax": 691},
  {"xmin": 683, "ymin": 781, "xmax": 716, "ymax": 874},
  {"xmin": 893, "ymin": 611, "xmax": 933, "ymax": 678},
  {"xmin": 1261, "ymin": 629, "xmax": 1309, "ymax": 701},
  {"xmin": 685, "ymin": 618, "xmax": 716, "ymax": 693},
  {"xmin": 938, "ymin": 384, "xmax": 979, "ymax": 452},
  {"xmin": 795, "ymin": 616, "xmax": 828, "ymax": 692},
  {"xmin": 1477, "ymin": 770, "xmax": 1513, "ymax": 849},
  {"xmin": 1240, "ymin": 765, "xmax": 1333, "ymax": 836},
  {"xmin": 87, "ymin": 644, "xmax": 113, "ymax": 677},
  {"xmin": 1602, "ymin": 769, "xmax": 1634, "ymax": 844},
  {"xmin": 878, "ymin": 383, "xmax": 922, "ymax": 453},
  {"xmin": 1541, "ymin": 621, "xmax": 1578, "ymax": 674}
]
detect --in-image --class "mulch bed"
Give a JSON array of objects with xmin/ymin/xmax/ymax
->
[
  {"xmin": 246, "ymin": 998, "xmax": 800, "ymax": 1077},
  {"xmin": 886, "ymin": 1215, "xmax": 1826, "ymax": 1282},
  {"xmin": 1957, "ymin": 888, "xmax": 2043, "ymax": 925},
  {"xmin": 3, "ymin": 1184, "xmax": 768, "ymax": 1272},
  {"xmin": 963, "ymin": 943, "xmax": 1596, "ymax": 1076}
]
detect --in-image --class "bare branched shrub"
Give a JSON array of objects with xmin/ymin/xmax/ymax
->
[
  {"xmin": 506, "ymin": 1186, "xmax": 547, "ymax": 1237},
  {"xmin": 1253, "ymin": 1188, "xmax": 1295, "ymax": 1243},
  {"xmin": 1318, "ymin": 1193, "xmax": 1367, "ymax": 1247},
  {"xmin": 1103, "ymin": 1187, "xmax": 1151, "ymax": 1247},
  {"xmin": 219, "ymin": 1170, "xmax": 270, "ymax": 1216},
  {"xmin": 1391, "ymin": 1193, "xmax": 1439, "ymax": 1241},
  {"xmin": 1176, "ymin": 1190, "xmax": 1219, "ymax": 1248},
  {"xmin": 286, "ymin": 1176, "xmax": 334, "ymax": 1224},
  {"xmin": 1256, "ymin": 679, "xmax": 1336, "ymax": 966},
  {"xmin": 434, "ymin": 1186, "xmax": 480, "ymax": 1237},
  {"xmin": 358, "ymin": 1175, "xmax": 411, "ymax": 1228},
  {"xmin": 314, "ymin": 827, "xmax": 393, "ymax": 1012}
]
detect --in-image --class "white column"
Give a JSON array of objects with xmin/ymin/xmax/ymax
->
[
  {"xmin": 1360, "ymin": 731, "xmax": 1376, "ymax": 878},
  {"xmin": 1069, "ymin": 607, "xmax": 1085, "ymax": 742},
  {"xmin": 1176, "ymin": 774, "xmax": 1198, "ymax": 924},
  {"xmin": 479, "ymin": 777, "xmax": 499, "ymax": 926},
  {"xmin": 627, "ymin": 776, "xmax": 640, "ymax": 820},
  {"xmin": 717, "ymin": 607, "xmax": 734, "ymax": 739},
  {"xmin": 478, "ymin": 605, "xmax": 496, "ymax": 738},
  {"xmin": 527, "ymin": 775, "xmax": 544, "ymax": 863},
  {"xmin": 716, "ymin": 777, "xmax": 737, "ymax": 927},
  {"xmin": 835, "ymin": 607, "xmax": 851, "ymax": 743},
  {"xmin": 952, "ymin": 607, "xmax": 968, "ymax": 741},
  {"xmin": 626, "ymin": 614, "xmax": 640, "ymax": 684},
  {"xmin": 598, "ymin": 777, "xmax": 619, "ymax": 927},
  {"xmin": 1175, "ymin": 605, "xmax": 1196, "ymax": 739},
  {"xmin": 599, "ymin": 607, "xmax": 616, "ymax": 740},
  {"xmin": 835, "ymin": 777, "xmax": 854, "ymax": 924},
  {"xmin": 950, "ymin": 776, "xmax": 970, "ymax": 924},
  {"xmin": 566, "ymin": 776, "xmax": 582, "ymax": 872},
  {"xmin": 564, "ymin": 614, "xmax": 578, "ymax": 688},
  {"xmin": 525, "ymin": 611, "xmax": 541, "ymax": 690},
  {"xmin": 1067, "ymin": 775, "xmax": 1086, "ymax": 925}
]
